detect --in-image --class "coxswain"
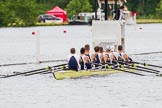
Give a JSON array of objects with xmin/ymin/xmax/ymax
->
[
  {"xmin": 110, "ymin": 45, "xmax": 115, "ymax": 52},
  {"xmin": 104, "ymin": 46, "xmax": 114, "ymax": 63},
  {"xmin": 67, "ymin": 48, "xmax": 80, "ymax": 71}
]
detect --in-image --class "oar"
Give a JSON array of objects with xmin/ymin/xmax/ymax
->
[
  {"xmin": 13, "ymin": 63, "xmax": 66, "ymax": 75},
  {"xmin": 119, "ymin": 64, "xmax": 159, "ymax": 74},
  {"xmin": 113, "ymin": 68, "xmax": 145, "ymax": 76},
  {"xmin": 130, "ymin": 61, "xmax": 162, "ymax": 68},
  {"xmin": 131, "ymin": 64, "xmax": 160, "ymax": 73},
  {"xmin": 24, "ymin": 67, "xmax": 66, "ymax": 76},
  {"xmin": 100, "ymin": 63, "xmax": 145, "ymax": 76},
  {"xmin": 0, "ymin": 67, "xmax": 50, "ymax": 78},
  {"xmin": 117, "ymin": 61, "xmax": 160, "ymax": 74},
  {"xmin": 91, "ymin": 62, "xmax": 154, "ymax": 76},
  {"xmin": 0, "ymin": 63, "xmax": 67, "ymax": 78},
  {"xmin": 24, "ymin": 70, "xmax": 51, "ymax": 76},
  {"xmin": 103, "ymin": 64, "xmax": 145, "ymax": 76},
  {"xmin": 157, "ymin": 73, "xmax": 162, "ymax": 77}
]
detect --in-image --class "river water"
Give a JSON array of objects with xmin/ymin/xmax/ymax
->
[{"xmin": 0, "ymin": 24, "xmax": 162, "ymax": 108}]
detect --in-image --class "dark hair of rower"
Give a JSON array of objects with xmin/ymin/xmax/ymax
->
[
  {"xmin": 99, "ymin": 46, "xmax": 104, "ymax": 53},
  {"xmin": 85, "ymin": 44, "xmax": 90, "ymax": 50},
  {"xmin": 94, "ymin": 46, "xmax": 100, "ymax": 52},
  {"xmin": 70, "ymin": 48, "xmax": 76, "ymax": 54},
  {"xmin": 118, "ymin": 45, "xmax": 123, "ymax": 51},
  {"xmin": 120, "ymin": 5, "xmax": 125, "ymax": 10},
  {"xmin": 80, "ymin": 47, "xmax": 85, "ymax": 54}
]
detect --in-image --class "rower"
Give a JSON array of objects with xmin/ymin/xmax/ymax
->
[
  {"xmin": 79, "ymin": 47, "xmax": 92, "ymax": 70},
  {"xmin": 84, "ymin": 44, "xmax": 91, "ymax": 61},
  {"xmin": 110, "ymin": 45, "xmax": 115, "ymax": 52},
  {"xmin": 67, "ymin": 48, "xmax": 80, "ymax": 71},
  {"xmin": 104, "ymin": 46, "xmax": 114, "ymax": 63},
  {"xmin": 99, "ymin": 46, "xmax": 104, "ymax": 54},
  {"xmin": 105, "ymin": 45, "xmax": 118, "ymax": 63},
  {"xmin": 99, "ymin": 46, "xmax": 105, "ymax": 63},
  {"xmin": 91, "ymin": 46, "xmax": 104, "ymax": 64},
  {"xmin": 84, "ymin": 44, "xmax": 92, "ymax": 69},
  {"xmin": 117, "ymin": 45, "xmax": 125, "ymax": 61},
  {"xmin": 79, "ymin": 47, "xmax": 86, "ymax": 70},
  {"xmin": 114, "ymin": 45, "xmax": 133, "ymax": 63}
]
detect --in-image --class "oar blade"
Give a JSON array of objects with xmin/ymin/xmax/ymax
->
[{"xmin": 0, "ymin": 63, "xmax": 67, "ymax": 78}]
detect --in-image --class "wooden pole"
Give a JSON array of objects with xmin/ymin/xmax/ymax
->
[
  {"xmin": 104, "ymin": 0, "xmax": 108, "ymax": 20},
  {"xmin": 115, "ymin": 0, "xmax": 118, "ymax": 20},
  {"xmin": 95, "ymin": 0, "xmax": 98, "ymax": 20}
]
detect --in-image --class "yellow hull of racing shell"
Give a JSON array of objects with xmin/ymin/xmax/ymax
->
[{"xmin": 53, "ymin": 68, "xmax": 134, "ymax": 80}]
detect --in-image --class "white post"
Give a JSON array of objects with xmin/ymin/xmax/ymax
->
[
  {"xmin": 98, "ymin": 8, "xmax": 102, "ymax": 21},
  {"xmin": 134, "ymin": 13, "xmax": 137, "ymax": 30},
  {"xmin": 36, "ymin": 30, "xmax": 40, "ymax": 64},
  {"xmin": 121, "ymin": 21, "xmax": 126, "ymax": 53}
]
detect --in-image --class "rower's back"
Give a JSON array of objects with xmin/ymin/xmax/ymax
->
[
  {"xmin": 116, "ymin": 45, "xmax": 133, "ymax": 62},
  {"xmin": 79, "ymin": 47, "xmax": 86, "ymax": 70},
  {"xmin": 84, "ymin": 44, "xmax": 92, "ymax": 69},
  {"xmin": 84, "ymin": 44, "xmax": 91, "ymax": 61},
  {"xmin": 92, "ymin": 46, "xmax": 103, "ymax": 64},
  {"xmin": 67, "ymin": 48, "xmax": 79, "ymax": 71},
  {"xmin": 117, "ymin": 45, "xmax": 124, "ymax": 61}
]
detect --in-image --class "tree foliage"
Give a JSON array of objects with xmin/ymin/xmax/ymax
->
[
  {"xmin": 0, "ymin": 0, "xmax": 161, "ymax": 27},
  {"xmin": 127, "ymin": 0, "xmax": 160, "ymax": 18},
  {"xmin": 66, "ymin": 0, "xmax": 92, "ymax": 18},
  {"xmin": 156, "ymin": 0, "xmax": 162, "ymax": 18},
  {"xmin": 0, "ymin": 0, "xmax": 37, "ymax": 26}
]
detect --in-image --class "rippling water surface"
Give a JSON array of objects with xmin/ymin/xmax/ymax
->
[{"xmin": 0, "ymin": 24, "xmax": 162, "ymax": 108}]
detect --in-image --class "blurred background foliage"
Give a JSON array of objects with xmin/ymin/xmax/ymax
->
[{"xmin": 0, "ymin": 0, "xmax": 162, "ymax": 27}]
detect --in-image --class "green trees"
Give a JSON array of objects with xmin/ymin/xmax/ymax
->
[
  {"xmin": 156, "ymin": 0, "xmax": 162, "ymax": 18},
  {"xmin": 0, "ymin": 0, "xmax": 161, "ymax": 27},
  {"xmin": 140, "ymin": 0, "xmax": 160, "ymax": 18},
  {"xmin": 52, "ymin": 0, "xmax": 70, "ymax": 8},
  {"xmin": 127, "ymin": 0, "xmax": 160, "ymax": 18},
  {"xmin": 66, "ymin": 0, "xmax": 92, "ymax": 18},
  {"xmin": 0, "ymin": 0, "xmax": 37, "ymax": 27},
  {"xmin": 0, "ymin": 1, "xmax": 6, "ymax": 26},
  {"xmin": 0, "ymin": 0, "xmax": 71, "ymax": 27},
  {"xmin": 9, "ymin": 0, "xmax": 37, "ymax": 26}
]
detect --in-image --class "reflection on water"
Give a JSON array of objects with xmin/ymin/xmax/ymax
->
[{"xmin": 0, "ymin": 24, "xmax": 162, "ymax": 108}]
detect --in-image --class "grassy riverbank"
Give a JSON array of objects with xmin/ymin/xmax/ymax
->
[
  {"xmin": 35, "ymin": 22, "xmax": 68, "ymax": 26},
  {"xmin": 3, "ymin": 19, "xmax": 161, "ymax": 27},
  {"xmin": 35, "ymin": 19, "xmax": 162, "ymax": 26},
  {"xmin": 137, "ymin": 19, "xmax": 162, "ymax": 24}
]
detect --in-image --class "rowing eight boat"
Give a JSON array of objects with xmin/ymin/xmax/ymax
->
[{"xmin": 52, "ymin": 68, "xmax": 135, "ymax": 80}]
